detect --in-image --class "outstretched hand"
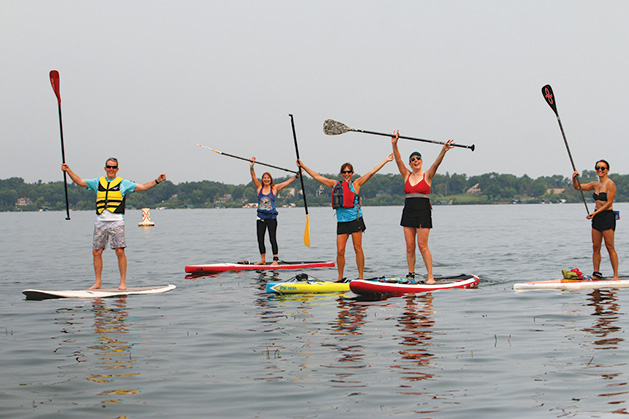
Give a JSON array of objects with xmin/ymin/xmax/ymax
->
[
  {"xmin": 391, "ymin": 130, "xmax": 400, "ymax": 145},
  {"xmin": 443, "ymin": 139, "xmax": 455, "ymax": 151}
]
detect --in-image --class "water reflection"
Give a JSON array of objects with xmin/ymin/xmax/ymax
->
[
  {"xmin": 55, "ymin": 297, "xmax": 139, "ymax": 406},
  {"xmin": 583, "ymin": 289, "xmax": 623, "ymax": 349},
  {"xmin": 393, "ymin": 293, "xmax": 435, "ymax": 383},
  {"xmin": 582, "ymin": 290, "xmax": 628, "ymax": 412}
]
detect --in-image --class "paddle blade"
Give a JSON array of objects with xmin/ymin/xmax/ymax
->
[
  {"xmin": 323, "ymin": 119, "xmax": 351, "ymax": 136},
  {"xmin": 541, "ymin": 84, "xmax": 558, "ymax": 116},
  {"xmin": 304, "ymin": 215, "xmax": 311, "ymax": 247},
  {"xmin": 49, "ymin": 70, "xmax": 61, "ymax": 104}
]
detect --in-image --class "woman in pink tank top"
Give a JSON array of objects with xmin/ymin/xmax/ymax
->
[{"xmin": 392, "ymin": 131, "xmax": 454, "ymax": 284}]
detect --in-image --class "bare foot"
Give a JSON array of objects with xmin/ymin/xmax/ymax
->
[
  {"xmin": 270, "ymin": 260, "xmax": 279, "ymax": 266},
  {"xmin": 426, "ymin": 278, "xmax": 436, "ymax": 285},
  {"xmin": 254, "ymin": 261, "xmax": 266, "ymax": 265},
  {"xmin": 332, "ymin": 277, "xmax": 346, "ymax": 283},
  {"xmin": 118, "ymin": 286, "xmax": 127, "ymax": 291},
  {"xmin": 89, "ymin": 283, "xmax": 102, "ymax": 290}
]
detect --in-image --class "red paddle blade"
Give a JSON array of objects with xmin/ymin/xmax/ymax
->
[
  {"xmin": 49, "ymin": 70, "xmax": 61, "ymax": 104},
  {"xmin": 541, "ymin": 84, "xmax": 558, "ymax": 116}
]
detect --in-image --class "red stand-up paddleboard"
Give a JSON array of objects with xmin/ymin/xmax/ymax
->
[
  {"xmin": 350, "ymin": 274, "xmax": 479, "ymax": 297},
  {"xmin": 185, "ymin": 260, "xmax": 334, "ymax": 274}
]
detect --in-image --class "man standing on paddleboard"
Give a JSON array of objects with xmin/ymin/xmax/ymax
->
[{"xmin": 62, "ymin": 158, "xmax": 166, "ymax": 290}]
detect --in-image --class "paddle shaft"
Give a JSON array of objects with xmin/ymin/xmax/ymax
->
[
  {"xmin": 289, "ymin": 114, "xmax": 311, "ymax": 247},
  {"xmin": 555, "ymin": 114, "xmax": 589, "ymax": 214},
  {"xmin": 225, "ymin": 151, "xmax": 298, "ymax": 174},
  {"xmin": 50, "ymin": 71, "xmax": 71, "ymax": 220},
  {"xmin": 350, "ymin": 127, "xmax": 475, "ymax": 151},
  {"xmin": 199, "ymin": 145, "xmax": 298, "ymax": 174},
  {"xmin": 541, "ymin": 85, "xmax": 589, "ymax": 214},
  {"xmin": 289, "ymin": 115, "xmax": 309, "ymax": 213}
]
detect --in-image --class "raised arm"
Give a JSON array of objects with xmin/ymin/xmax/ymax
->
[
  {"xmin": 425, "ymin": 140, "xmax": 454, "ymax": 182},
  {"xmin": 249, "ymin": 157, "xmax": 262, "ymax": 191},
  {"xmin": 135, "ymin": 173, "xmax": 167, "ymax": 192},
  {"xmin": 274, "ymin": 172, "xmax": 300, "ymax": 192},
  {"xmin": 61, "ymin": 163, "xmax": 87, "ymax": 187},
  {"xmin": 354, "ymin": 153, "xmax": 394, "ymax": 192},
  {"xmin": 391, "ymin": 131, "xmax": 410, "ymax": 180},
  {"xmin": 297, "ymin": 159, "xmax": 335, "ymax": 188}
]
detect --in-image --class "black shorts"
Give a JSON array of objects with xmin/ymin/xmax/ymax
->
[
  {"xmin": 337, "ymin": 217, "xmax": 366, "ymax": 235},
  {"xmin": 592, "ymin": 210, "xmax": 616, "ymax": 232},
  {"xmin": 400, "ymin": 197, "xmax": 432, "ymax": 229}
]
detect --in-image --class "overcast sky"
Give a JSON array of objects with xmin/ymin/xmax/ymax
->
[{"xmin": 1, "ymin": 1, "xmax": 627, "ymax": 186}]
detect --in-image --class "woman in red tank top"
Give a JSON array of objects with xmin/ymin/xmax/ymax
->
[{"xmin": 392, "ymin": 131, "xmax": 454, "ymax": 284}]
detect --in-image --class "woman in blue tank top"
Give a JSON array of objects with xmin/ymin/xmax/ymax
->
[
  {"xmin": 250, "ymin": 157, "xmax": 300, "ymax": 265},
  {"xmin": 298, "ymin": 154, "xmax": 393, "ymax": 282}
]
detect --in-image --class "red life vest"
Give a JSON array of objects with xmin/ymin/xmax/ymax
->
[{"xmin": 331, "ymin": 181, "xmax": 358, "ymax": 209}]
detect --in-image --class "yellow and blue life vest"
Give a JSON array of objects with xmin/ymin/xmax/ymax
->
[{"xmin": 96, "ymin": 177, "xmax": 125, "ymax": 214}]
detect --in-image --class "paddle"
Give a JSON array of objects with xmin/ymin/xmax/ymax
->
[
  {"xmin": 49, "ymin": 70, "xmax": 71, "ymax": 220},
  {"xmin": 197, "ymin": 144, "xmax": 298, "ymax": 174},
  {"xmin": 541, "ymin": 84, "xmax": 589, "ymax": 214},
  {"xmin": 323, "ymin": 119, "xmax": 475, "ymax": 151},
  {"xmin": 289, "ymin": 114, "xmax": 310, "ymax": 247}
]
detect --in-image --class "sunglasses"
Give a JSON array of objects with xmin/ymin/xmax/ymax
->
[
  {"xmin": 595, "ymin": 166, "xmax": 608, "ymax": 171},
  {"xmin": 341, "ymin": 170, "xmax": 353, "ymax": 174},
  {"xmin": 409, "ymin": 157, "xmax": 422, "ymax": 162},
  {"xmin": 106, "ymin": 165, "xmax": 118, "ymax": 169}
]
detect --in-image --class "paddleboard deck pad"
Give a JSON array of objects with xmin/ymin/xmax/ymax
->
[
  {"xmin": 350, "ymin": 274, "xmax": 480, "ymax": 296},
  {"xmin": 514, "ymin": 276, "xmax": 629, "ymax": 291},
  {"xmin": 185, "ymin": 260, "xmax": 334, "ymax": 274},
  {"xmin": 22, "ymin": 284, "xmax": 176, "ymax": 300}
]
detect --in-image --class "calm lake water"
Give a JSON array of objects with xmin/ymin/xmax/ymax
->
[{"xmin": 2, "ymin": 204, "xmax": 629, "ymax": 418}]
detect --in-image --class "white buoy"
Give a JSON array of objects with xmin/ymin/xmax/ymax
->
[{"xmin": 138, "ymin": 208, "xmax": 155, "ymax": 227}]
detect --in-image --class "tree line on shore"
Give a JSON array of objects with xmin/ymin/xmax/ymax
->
[{"xmin": 1, "ymin": 169, "xmax": 624, "ymax": 212}]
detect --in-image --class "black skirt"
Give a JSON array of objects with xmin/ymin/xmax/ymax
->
[
  {"xmin": 337, "ymin": 217, "xmax": 366, "ymax": 235},
  {"xmin": 400, "ymin": 197, "xmax": 432, "ymax": 229}
]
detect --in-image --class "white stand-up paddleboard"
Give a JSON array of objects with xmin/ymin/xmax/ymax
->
[
  {"xmin": 514, "ymin": 277, "xmax": 629, "ymax": 291},
  {"xmin": 22, "ymin": 284, "xmax": 176, "ymax": 300}
]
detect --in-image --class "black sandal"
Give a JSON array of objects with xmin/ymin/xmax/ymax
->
[{"xmin": 592, "ymin": 271, "xmax": 604, "ymax": 280}]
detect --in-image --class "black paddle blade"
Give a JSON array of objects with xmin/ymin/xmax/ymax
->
[
  {"xmin": 323, "ymin": 119, "xmax": 351, "ymax": 136},
  {"xmin": 542, "ymin": 84, "xmax": 558, "ymax": 116}
]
